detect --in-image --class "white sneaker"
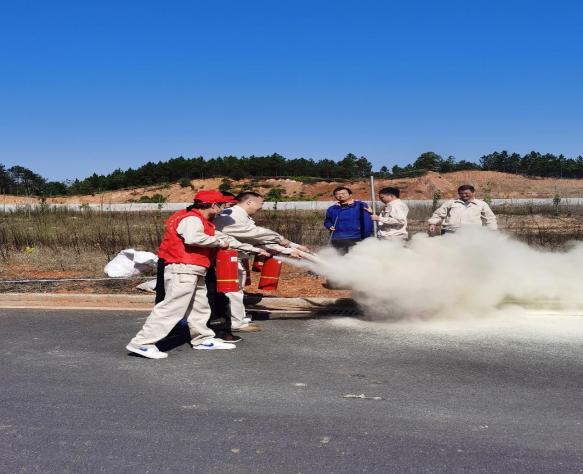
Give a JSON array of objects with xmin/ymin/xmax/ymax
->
[
  {"xmin": 192, "ymin": 338, "xmax": 236, "ymax": 350},
  {"xmin": 126, "ymin": 343, "xmax": 168, "ymax": 359}
]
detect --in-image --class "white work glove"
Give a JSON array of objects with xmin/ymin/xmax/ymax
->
[
  {"xmin": 253, "ymin": 248, "xmax": 271, "ymax": 258},
  {"xmin": 289, "ymin": 243, "xmax": 309, "ymax": 253},
  {"xmin": 288, "ymin": 249, "xmax": 303, "ymax": 259}
]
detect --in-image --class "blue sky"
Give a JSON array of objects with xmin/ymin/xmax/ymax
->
[{"xmin": 1, "ymin": 0, "xmax": 582, "ymax": 181}]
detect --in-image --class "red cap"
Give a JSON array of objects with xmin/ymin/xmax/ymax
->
[{"xmin": 193, "ymin": 190, "xmax": 234, "ymax": 204}]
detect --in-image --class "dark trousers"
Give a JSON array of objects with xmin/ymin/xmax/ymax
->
[
  {"xmin": 155, "ymin": 258, "xmax": 167, "ymax": 304},
  {"xmin": 205, "ymin": 266, "xmax": 232, "ymax": 335},
  {"xmin": 331, "ymin": 239, "xmax": 360, "ymax": 255},
  {"xmin": 155, "ymin": 258, "xmax": 232, "ymax": 335}
]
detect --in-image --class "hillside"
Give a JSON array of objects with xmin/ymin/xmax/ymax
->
[{"xmin": 3, "ymin": 171, "xmax": 583, "ymax": 205}]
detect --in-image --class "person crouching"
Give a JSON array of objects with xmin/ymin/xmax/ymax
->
[{"xmin": 126, "ymin": 190, "xmax": 268, "ymax": 359}]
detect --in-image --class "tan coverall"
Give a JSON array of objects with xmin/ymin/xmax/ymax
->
[
  {"xmin": 377, "ymin": 199, "xmax": 409, "ymax": 240},
  {"xmin": 428, "ymin": 199, "xmax": 498, "ymax": 232},
  {"xmin": 130, "ymin": 215, "xmax": 263, "ymax": 345},
  {"xmin": 213, "ymin": 205, "xmax": 299, "ymax": 328}
]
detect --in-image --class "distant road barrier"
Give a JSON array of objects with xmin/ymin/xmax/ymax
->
[{"xmin": 2, "ymin": 198, "xmax": 583, "ymax": 212}]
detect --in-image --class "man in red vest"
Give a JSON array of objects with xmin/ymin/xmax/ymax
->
[{"xmin": 126, "ymin": 190, "xmax": 269, "ymax": 359}]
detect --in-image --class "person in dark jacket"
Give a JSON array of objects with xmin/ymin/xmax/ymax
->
[{"xmin": 324, "ymin": 187, "xmax": 373, "ymax": 254}]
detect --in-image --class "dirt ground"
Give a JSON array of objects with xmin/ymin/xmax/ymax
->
[
  {"xmin": 1, "ymin": 211, "xmax": 581, "ymax": 296},
  {"xmin": 0, "ymin": 255, "xmax": 352, "ymax": 298},
  {"xmin": 4, "ymin": 171, "xmax": 583, "ymax": 205},
  {"xmin": 0, "ymin": 207, "xmax": 583, "ymax": 297}
]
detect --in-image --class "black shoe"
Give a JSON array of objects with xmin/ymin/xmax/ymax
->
[{"xmin": 216, "ymin": 333, "xmax": 243, "ymax": 343}]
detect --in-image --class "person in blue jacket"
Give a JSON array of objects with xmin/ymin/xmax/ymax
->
[{"xmin": 324, "ymin": 186, "xmax": 373, "ymax": 254}]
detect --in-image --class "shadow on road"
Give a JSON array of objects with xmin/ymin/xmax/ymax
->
[{"xmin": 155, "ymin": 320, "xmax": 192, "ymax": 352}]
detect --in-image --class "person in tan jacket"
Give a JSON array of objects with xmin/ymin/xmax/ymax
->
[
  {"xmin": 428, "ymin": 184, "xmax": 497, "ymax": 234},
  {"xmin": 126, "ymin": 190, "xmax": 269, "ymax": 359},
  {"xmin": 213, "ymin": 191, "xmax": 308, "ymax": 331},
  {"xmin": 371, "ymin": 187, "xmax": 408, "ymax": 240}
]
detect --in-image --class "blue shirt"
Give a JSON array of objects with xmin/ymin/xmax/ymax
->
[{"xmin": 324, "ymin": 200, "xmax": 373, "ymax": 241}]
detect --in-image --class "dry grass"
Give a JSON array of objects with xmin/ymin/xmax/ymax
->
[
  {"xmin": 0, "ymin": 207, "xmax": 165, "ymax": 261},
  {"xmin": 1, "ymin": 204, "xmax": 582, "ymax": 281},
  {"xmin": 0, "ymin": 248, "xmax": 112, "ymax": 278}
]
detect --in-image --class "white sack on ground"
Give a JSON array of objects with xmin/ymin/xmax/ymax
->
[
  {"xmin": 104, "ymin": 249, "xmax": 158, "ymax": 277},
  {"xmin": 136, "ymin": 279, "xmax": 157, "ymax": 292},
  {"xmin": 300, "ymin": 228, "xmax": 583, "ymax": 320}
]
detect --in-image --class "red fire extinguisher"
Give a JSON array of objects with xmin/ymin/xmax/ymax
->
[
  {"xmin": 215, "ymin": 249, "xmax": 240, "ymax": 293},
  {"xmin": 242, "ymin": 258, "xmax": 252, "ymax": 286},
  {"xmin": 252, "ymin": 254, "xmax": 266, "ymax": 272},
  {"xmin": 258, "ymin": 257, "xmax": 283, "ymax": 291}
]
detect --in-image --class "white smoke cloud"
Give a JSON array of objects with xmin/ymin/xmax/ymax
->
[{"xmin": 298, "ymin": 229, "xmax": 583, "ymax": 320}]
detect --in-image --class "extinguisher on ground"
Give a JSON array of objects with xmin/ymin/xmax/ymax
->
[
  {"xmin": 258, "ymin": 257, "xmax": 283, "ymax": 291},
  {"xmin": 215, "ymin": 249, "xmax": 240, "ymax": 293}
]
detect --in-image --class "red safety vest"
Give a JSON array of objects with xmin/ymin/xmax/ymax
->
[{"xmin": 158, "ymin": 209, "xmax": 215, "ymax": 268}]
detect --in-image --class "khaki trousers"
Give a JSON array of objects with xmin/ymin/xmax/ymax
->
[
  {"xmin": 226, "ymin": 260, "xmax": 247, "ymax": 328},
  {"xmin": 131, "ymin": 269, "xmax": 215, "ymax": 346},
  {"xmin": 378, "ymin": 234, "xmax": 408, "ymax": 241}
]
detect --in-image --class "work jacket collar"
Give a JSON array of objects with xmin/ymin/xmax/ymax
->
[
  {"xmin": 454, "ymin": 199, "xmax": 478, "ymax": 206},
  {"xmin": 233, "ymin": 204, "xmax": 250, "ymax": 217}
]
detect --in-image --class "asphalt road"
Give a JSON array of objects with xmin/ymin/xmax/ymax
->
[{"xmin": 1, "ymin": 309, "xmax": 582, "ymax": 473}]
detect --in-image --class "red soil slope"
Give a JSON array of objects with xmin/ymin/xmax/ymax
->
[{"xmin": 3, "ymin": 171, "xmax": 582, "ymax": 204}]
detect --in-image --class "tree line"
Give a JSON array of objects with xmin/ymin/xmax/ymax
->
[
  {"xmin": 0, "ymin": 164, "xmax": 68, "ymax": 197},
  {"xmin": 2, "ymin": 150, "xmax": 583, "ymax": 197}
]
